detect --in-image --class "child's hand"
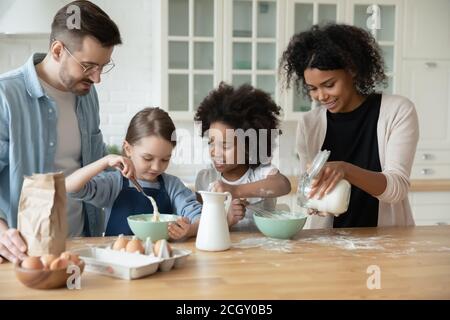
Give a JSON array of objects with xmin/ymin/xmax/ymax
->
[
  {"xmin": 210, "ymin": 180, "xmax": 236, "ymax": 197},
  {"xmin": 227, "ymin": 198, "xmax": 248, "ymax": 227},
  {"xmin": 107, "ymin": 155, "xmax": 136, "ymax": 179},
  {"xmin": 168, "ymin": 217, "xmax": 191, "ymax": 240}
]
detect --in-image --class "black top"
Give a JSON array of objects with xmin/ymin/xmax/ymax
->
[{"xmin": 321, "ymin": 94, "xmax": 382, "ymax": 228}]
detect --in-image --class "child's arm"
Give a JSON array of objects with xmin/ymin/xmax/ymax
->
[
  {"xmin": 212, "ymin": 171, "xmax": 292, "ymax": 199},
  {"xmin": 66, "ymin": 154, "xmax": 135, "ymax": 193}
]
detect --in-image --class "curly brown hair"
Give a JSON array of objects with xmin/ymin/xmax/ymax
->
[
  {"xmin": 279, "ymin": 23, "xmax": 387, "ymax": 97},
  {"xmin": 194, "ymin": 82, "xmax": 281, "ymax": 168}
]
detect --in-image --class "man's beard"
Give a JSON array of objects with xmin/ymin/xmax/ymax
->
[{"xmin": 59, "ymin": 65, "xmax": 93, "ymax": 96}]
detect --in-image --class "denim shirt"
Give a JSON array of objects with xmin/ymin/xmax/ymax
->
[{"xmin": 0, "ymin": 53, "xmax": 107, "ymax": 236}]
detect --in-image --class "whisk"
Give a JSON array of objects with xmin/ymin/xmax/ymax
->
[{"xmin": 246, "ymin": 204, "xmax": 305, "ymax": 220}]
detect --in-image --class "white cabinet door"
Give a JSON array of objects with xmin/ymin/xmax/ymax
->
[
  {"xmin": 401, "ymin": 60, "xmax": 450, "ymax": 149},
  {"xmin": 403, "ymin": 0, "xmax": 450, "ymax": 60},
  {"xmin": 163, "ymin": 0, "xmax": 222, "ymax": 119},
  {"xmin": 224, "ymin": 0, "xmax": 281, "ymax": 103},
  {"xmin": 410, "ymin": 192, "xmax": 450, "ymax": 226}
]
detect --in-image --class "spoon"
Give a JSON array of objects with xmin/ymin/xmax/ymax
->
[{"xmin": 129, "ymin": 177, "xmax": 160, "ymax": 222}]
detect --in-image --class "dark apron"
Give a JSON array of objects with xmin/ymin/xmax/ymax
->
[{"xmin": 105, "ymin": 175, "xmax": 173, "ymax": 236}]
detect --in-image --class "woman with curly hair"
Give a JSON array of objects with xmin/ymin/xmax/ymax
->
[
  {"xmin": 194, "ymin": 82, "xmax": 291, "ymax": 230},
  {"xmin": 280, "ymin": 23, "xmax": 419, "ymax": 228}
]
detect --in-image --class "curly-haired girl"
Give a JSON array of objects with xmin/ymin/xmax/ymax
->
[
  {"xmin": 194, "ymin": 82, "xmax": 291, "ymax": 230},
  {"xmin": 280, "ymin": 23, "xmax": 419, "ymax": 228}
]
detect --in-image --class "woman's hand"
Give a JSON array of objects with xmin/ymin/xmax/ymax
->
[
  {"xmin": 107, "ymin": 155, "xmax": 136, "ymax": 180},
  {"xmin": 227, "ymin": 198, "xmax": 248, "ymax": 227},
  {"xmin": 168, "ymin": 217, "xmax": 192, "ymax": 240},
  {"xmin": 308, "ymin": 161, "xmax": 347, "ymax": 199}
]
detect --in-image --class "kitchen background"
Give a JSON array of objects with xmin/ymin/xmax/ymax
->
[{"xmin": 0, "ymin": 0, "xmax": 449, "ymax": 225}]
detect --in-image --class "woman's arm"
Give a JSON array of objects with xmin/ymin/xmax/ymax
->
[
  {"xmin": 309, "ymin": 99, "xmax": 419, "ymax": 203},
  {"xmin": 308, "ymin": 161, "xmax": 387, "ymax": 199},
  {"xmin": 66, "ymin": 154, "xmax": 135, "ymax": 193}
]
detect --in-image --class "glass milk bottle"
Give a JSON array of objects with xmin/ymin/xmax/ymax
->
[{"xmin": 297, "ymin": 150, "xmax": 351, "ymax": 216}]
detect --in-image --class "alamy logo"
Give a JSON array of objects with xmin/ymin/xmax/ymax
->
[
  {"xmin": 66, "ymin": 264, "xmax": 82, "ymax": 290},
  {"xmin": 66, "ymin": 5, "xmax": 81, "ymax": 30},
  {"xmin": 366, "ymin": 265, "xmax": 381, "ymax": 290},
  {"xmin": 366, "ymin": 4, "xmax": 381, "ymax": 38}
]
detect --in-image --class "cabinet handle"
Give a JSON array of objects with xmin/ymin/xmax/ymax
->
[
  {"xmin": 421, "ymin": 153, "xmax": 433, "ymax": 160},
  {"xmin": 425, "ymin": 62, "xmax": 437, "ymax": 68},
  {"xmin": 420, "ymin": 168, "xmax": 434, "ymax": 175}
]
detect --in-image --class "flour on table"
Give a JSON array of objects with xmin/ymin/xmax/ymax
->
[{"xmin": 232, "ymin": 237, "xmax": 295, "ymax": 253}]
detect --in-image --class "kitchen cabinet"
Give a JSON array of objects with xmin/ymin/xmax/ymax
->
[
  {"xmin": 403, "ymin": 0, "xmax": 450, "ymax": 60},
  {"xmin": 161, "ymin": 0, "xmax": 222, "ymax": 119},
  {"xmin": 399, "ymin": 0, "xmax": 450, "ymax": 219},
  {"xmin": 162, "ymin": 0, "xmax": 282, "ymax": 119},
  {"xmin": 409, "ymin": 192, "xmax": 450, "ymax": 226},
  {"xmin": 162, "ymin": 0, "xmax": 401, "ymax": 119},
  {"xmin": 401, "ymin": 60, "xmax": 450, "ymax": 152}
]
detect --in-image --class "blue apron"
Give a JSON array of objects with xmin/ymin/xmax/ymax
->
[{"xmin": 105, "ymin": 175, "xmax": 173, "ymax": 236}]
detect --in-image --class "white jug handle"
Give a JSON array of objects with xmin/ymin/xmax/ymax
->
[{"xmin": 224, "ymin": 192, "xmax": 232, "ymax": 216}]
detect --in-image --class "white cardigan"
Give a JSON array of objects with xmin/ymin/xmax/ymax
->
[{"xmin": 296, "ymin": 94, "xmax": 419, "ymax": 229}]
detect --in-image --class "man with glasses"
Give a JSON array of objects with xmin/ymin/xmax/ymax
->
[{"xmin": 0, "ymin": 1, "xmax": 122, "ymax": 263}]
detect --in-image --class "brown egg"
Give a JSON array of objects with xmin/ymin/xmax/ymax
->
[
  {"xmin": 49, "ymin": 257, "xmax": 70, "ymax": 271},
  {"xmin": 125, "ymin": 236, "xmax": 144, "ymax": 254},
  {"xmin": 112, "ymin": 234, "xmax": 129, "ymax": 251},
  {"xmin": 59, "ymin": 251, "xmax": 80, "ymax": 265},
  {"xmin": 153, "ymin": 239, "xmax": 172, "ymax": 258},
  {"xmin": 40, "ymin": 254, "xmax": 57, "ymax": 269},
  {"xmin": 21, "ymin": 256, "xmax": 44, "ymax": 270}
]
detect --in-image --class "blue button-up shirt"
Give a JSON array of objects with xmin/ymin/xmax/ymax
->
[{"xmin": 0, "ymin": 53, "xmax": 107, "ymax": 236}]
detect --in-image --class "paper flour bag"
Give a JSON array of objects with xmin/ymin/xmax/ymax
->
[{"xmin": 17, "ymin": 172, "xmax": 68, "ymax": 256}]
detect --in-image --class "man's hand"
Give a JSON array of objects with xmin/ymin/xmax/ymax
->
[{"xmin": 0, "ymin": 228, "xmax": 27, "ymax": 264}]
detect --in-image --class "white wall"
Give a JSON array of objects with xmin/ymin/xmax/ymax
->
[{"xmin": 0, "ymin": 0, "xmax": 299, "ymax": 179}]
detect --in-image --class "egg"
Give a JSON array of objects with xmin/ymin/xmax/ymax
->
[
  {"xmin": 21, "ymin": 256, "xmax": 44, "ymax": 270},
  {"xmin": 125, "ymin": 236, "xmax": 144, "ymax": 254},
  {"xmin": 112, "ymin": 234, "xmax": 129, "ymax": 251},
  {"xmin": 153, "ymin": 239, "xmax": 172, "ymax": 258},
  {"xmin": 49, "ymin": 257, "xmax": 70, "ymax": 270},
  {"xmin": 40, "ymin": 254, "xmax": 57, "ymax": 269},
  {"xmin": 60, "ymin": 251, "xmax": 80, "ymax": 265}
]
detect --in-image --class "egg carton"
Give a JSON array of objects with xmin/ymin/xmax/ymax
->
[{"xmin": 72, "ymin": 246, "xmax": 191, "ymax": 280}]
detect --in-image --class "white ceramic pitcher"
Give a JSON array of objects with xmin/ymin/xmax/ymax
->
[{"xmin": 196, "ymin": 191, "xmax": 232, "ymax": 251}]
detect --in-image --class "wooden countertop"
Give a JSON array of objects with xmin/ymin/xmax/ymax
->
[
  {"xmin": 287, "ymin": 177, "xmax": 450, "ymax": 194},
  {"xmin": 1, "ymin": 226, "xmax": 450, "ymax": 299}
]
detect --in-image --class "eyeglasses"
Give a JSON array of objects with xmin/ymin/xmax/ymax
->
[{"xmin": 63, "ymin": 46, "xmax": 115, "ymax": 75}]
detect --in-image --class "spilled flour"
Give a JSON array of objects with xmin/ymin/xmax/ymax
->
[
  {"xmin": 233, "ymin": 237, "xmax": 295, "ymax": 253},
  {"xmin": 298, "ymin": 234, "xmax": 388, "ymax": 250},
  {"xmin": 232, "ymin": 232, "xmax": 450, "ymax": 258}
]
